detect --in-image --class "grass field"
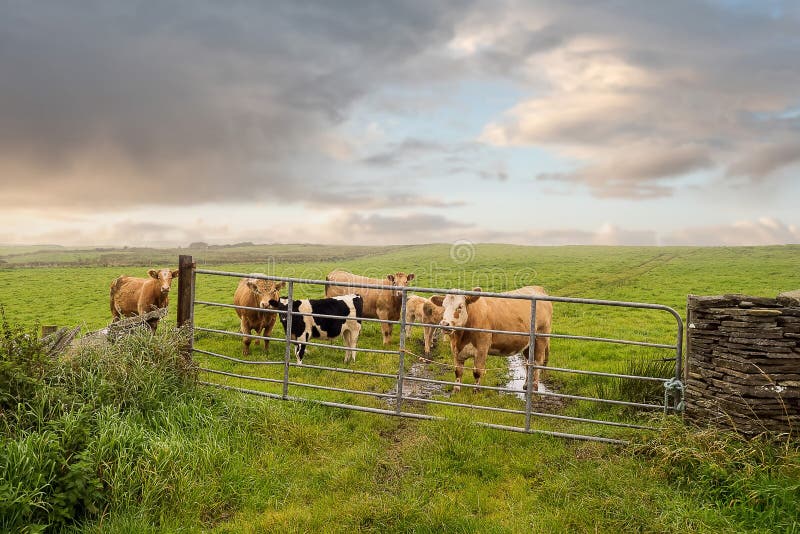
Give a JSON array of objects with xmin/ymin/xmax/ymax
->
[{"xmin": 1, "ymin": 243, "xmax": 799, "ymax": 531}]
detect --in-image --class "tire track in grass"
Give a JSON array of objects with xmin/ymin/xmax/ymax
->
[{"xmin": 553, "ymin": 251, "xmax": 685, "ymax": 298}]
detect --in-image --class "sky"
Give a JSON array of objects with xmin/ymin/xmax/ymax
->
[{"xmin": 1, "ymin": 0, "xmax": 799, "ymax": 247}]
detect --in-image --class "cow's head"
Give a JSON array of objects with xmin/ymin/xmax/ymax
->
[
  {"xmin": 422, "ymin": 300, "xmax": 443, "ymax": 325},
  {"xmin": 148, "ymin": 268, "xmax": 179, "ymax": 295},
  {"xmin": 386, "ymin": 272, "xmax": 415, "ymax": 297},
  {"xmin": 430, "ymin": 287, "xmax": 482, "ymax": 332},
  {"xmin": 246, "ymin": 278, "xmax": 286, "ymax": 308},
  {"xmin": 268, "ymin": 298, "xmax": 299, "ymax": 329}
]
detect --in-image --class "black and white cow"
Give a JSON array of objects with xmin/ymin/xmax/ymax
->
[{"xmin": 269, "ymin": 295, "xmax": 363, "ymax": 364}]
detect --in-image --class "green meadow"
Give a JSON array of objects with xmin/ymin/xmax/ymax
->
[{"xmin": 1, "ymin": 243, "xmax": 799, "ymax": 532}]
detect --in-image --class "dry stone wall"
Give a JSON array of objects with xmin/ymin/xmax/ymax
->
[{"xmin": 685, "ymin": 291, "xmax": 799, "ymax": 436}]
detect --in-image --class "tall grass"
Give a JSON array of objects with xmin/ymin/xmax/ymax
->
[
  {"xmin": 1, "ymin": 314, "xmax": 211, "ymax": 531},
  {"xmin": 632, "ymin": 419, "xmax": 800, "ymax": 530}
]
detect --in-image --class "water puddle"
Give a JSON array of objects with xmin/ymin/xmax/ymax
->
[{"xmin": 506, "ymin": 353, "xmax": 550, "ymax": 399}]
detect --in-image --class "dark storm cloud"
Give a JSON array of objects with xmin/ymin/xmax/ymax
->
[{"xmin": 0, "ymin": 0, "xmax": 471, "ymax": 208}]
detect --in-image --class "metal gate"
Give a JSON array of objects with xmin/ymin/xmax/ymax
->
[{"xmin": 176, "ymin": 256, "xmax": 684, "ymax": 445}]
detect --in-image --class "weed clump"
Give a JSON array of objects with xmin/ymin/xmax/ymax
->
[{"xmin": 0, "ymin": 312, "xmax": 196, "ymax": 531}]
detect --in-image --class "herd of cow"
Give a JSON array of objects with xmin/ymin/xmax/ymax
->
[{"xmin": 109, "ymin": 268, "xmax": 553, "ymax": 391}]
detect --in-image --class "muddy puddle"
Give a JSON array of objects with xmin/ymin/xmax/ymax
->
[
  {"xmin": 505, "ymin": 353, "xmax": 551, "ymax": 399},
  {"xmin": 386, "ymin": 351, "xmax": 564, "ymax": 411}
]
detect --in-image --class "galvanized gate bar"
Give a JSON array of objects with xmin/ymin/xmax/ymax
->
[
  {"xmin": 400, "ymin": 374, "xmax": 670, "ymax": 410},
  {"xmin": 404, "ymin": 396, "xmax": 659, "ymax": 430},
  {"xmin": 196, "ymin": 300, "xmax": 406, "ymax": 326},
  {"xmin": 395, "ymin": 289, "xmax": 409, "ymax": 414},
  {"xmin": 194, "ymin": 326, "xmax": 397, "ymax": 355},
  {"xmin": 281, "ymin": 363, "xmax": 397, "ymax": 380},
  {"xmin": 200, "ymin": 367, "xmax": 396, "ymax": 399},
  {"xmin": 526, "ymin": 364, "xmax": 673, "ymax": 382},
  {"xmin": 201, "ymin": 367, "xmax": 284, "ymax": 385},
  {"xmin": 193, "ymin": 348, "xmax": 286, "ymax": 365},
  {"xmin": 282, "ymin": 281, "xmax": 294, "ymax": 399},
  {"xmin": 524, "ymin": 298, "xmax": 537, "ymax": 431},
  {"xmin": 193, "ymin": 326, "xmax": 287, "ymax": 344}
]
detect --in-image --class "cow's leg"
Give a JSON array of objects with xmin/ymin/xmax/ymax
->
[
  {"xmin": 520, "ymin": 346, "xmax": 531, "ymax": 390},
  {"xmin": 423, "ymin": 326, "xmax": 434, "ymax": 358},
  {"xmin": 473, "ymin": 348, "xmax": 489, "ymax": 393},
  {"xmin": 381, "ymin": 320, "xmax": 393, "ymax": 346},
  {"xmin": 342, "ymin": 328, "xmax": 353, "ymax": 363},
  {"xmin": 262, "ymin": 316, "xmax": 276, "ymax": 355},
  {"xmin": 260, "ymin": 326, "xmax": 269, "ymax": 354},
  {"xmin": 404, "ymin": 310, "xmax": 413, "ymax": 338},
  {"xmin": 295, "ymin": 343, "xmax": 305, "ymax": 365},
  {"xmin": 453, "ymin": 348, "xmax": 466, "ymax": 394},
  {"xmin": 533, "ymin": 337, "xmax": 549, "ymax": 392},
  {"xmin": 240, "ymin": 319, "xmax": 252, "ymax": 356}
]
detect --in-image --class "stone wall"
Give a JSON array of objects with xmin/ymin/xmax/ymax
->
[{"xmin": 685, "ymin": 291, "xmax": 799, "ymax": 436}]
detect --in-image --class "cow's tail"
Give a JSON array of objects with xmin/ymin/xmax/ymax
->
[{"xmin": 109, "ymin": 276, "xmax": 124, "ymax": 317}]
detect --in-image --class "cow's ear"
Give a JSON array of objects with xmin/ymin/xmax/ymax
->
[
  {"xmin": 148, "ymin": 269, "xmax": 159, "ymax": 279},
  {"xmin": 423, "ymin": 302, "xmax": 433, "ymax": 315},
  {"xmin": 274, "ymin": 281, "xmax": 286, "ymax": 290},
  {"xmin": 171, "ymin": 269, "xmax": 179, "ymax": 278},
  {"xmin": 430, "ymin": 295, "xmax": 444, "ymax": 306},
  {"xmin": 465, "ymin": 287, "xmax": 482, "ymax": 304},
  {"xmin": 407, "ymin": 273, "xmax": 415, "ymax": 282},
  {"xmin": 386, "ymin": 274, "xmax": 396, "ymax": 283},
  {"xmin": 268, "ymin": 299, "xmax": 283, "ymax": 309},
  {"xmin": 246, "ymin": 280, "xmax": 259, "ymax": 291}
]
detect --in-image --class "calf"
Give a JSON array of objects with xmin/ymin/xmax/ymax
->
[
  {"xmin": 269, "ymin": 295, "xmax": 363, "ymax": 364},
  {"xmin": 404, "ymin": 295, "xmax": 444, "ymax": 358},
  {"xmin": 110, "ymin": 268, "xmax": 179, "ymax": 332},
  {"xmin": 431, "ymin": 286, "xmax": 552, "ymax": 392},
  {"xmin": 233, "ymin": 276, "xmax": 285, "ymax": 356},
  {"xmin": 325, "ymin": 270, "xmax": 414, "ymax": 345}
]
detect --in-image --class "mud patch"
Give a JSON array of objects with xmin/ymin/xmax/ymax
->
[{"xmin": 385, "ymin": 360, "xmax": 446, "ymax": 407}]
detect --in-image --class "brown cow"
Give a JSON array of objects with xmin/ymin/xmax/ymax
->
[
  {"xmin": 110, "ymin": 268, "xmax": 179, "ymax": 332},
  {"xmin": 233, "ymin": 276, "xmax": 285, "ymax": 356},
  {"xmin": 404, "ymin": 295, "xmax": 443, "ymax": 358},
  {"xmin": 325, "ymin": 270, "xmax": 415, "ymax": 345},
  {"xmin": 430, "ymin": 286, "xmax": 552, "ymax": 393}
]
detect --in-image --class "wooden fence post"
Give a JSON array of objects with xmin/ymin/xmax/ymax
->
[
  {"xmin": 177, "ymin": 255, "xmax": 195, "ymax": 328},
  {"xmin": 177, "ymin": 255, "xmax": 195, "ymax": 363}
]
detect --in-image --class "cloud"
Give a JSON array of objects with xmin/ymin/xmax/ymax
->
[
  {"xmin": 662, "ymin": 218, "xmax": 800, "ymax": 246},
  {"xmin": 0, "ymin": 1, "xmax": 472, "ymax": 210},
  {"xmin": 332, "ymin": 212, "xmax": 474, "ymax": 244},
  {"xmin": 536, "ymin": 142, "xmax": 714, "ymax": 198},
  {"xmin": 361, "ymin": 139, "xmax": 448, "ymax": 167},
  {"xmin": 726, "ymin": 142, "xmax": 800, "ymax": 179},
  {"xmin": 475, "ymin": 1, "xmax": 800, "ymax": 198}
]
